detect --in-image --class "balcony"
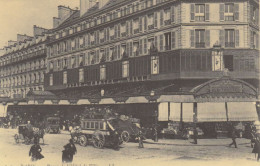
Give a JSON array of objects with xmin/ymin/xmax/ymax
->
[
  {"xmin": 165, "ymin": 45, "xmax": 171, "ymax": 51},
  {"xmin": 164, "ymin": 20, "xmax": 171, "ymax": 26},
  {"xmin": 225, "ymin": 42, "xmax": 235, "ymax": 48},
  {"xmin": 148, "ymin": 25, "xmax": 154, "ymax": 30},
  {"xmin": 195, "ymin": 42, "xmax": 205, "ymax": 48},
  {"xmin": 133, "ymin": 51, "xmax": 139, "ymax": 57},
  {"xmin": 134, "ymin": 29, "xmax": 139, "ymax": 34},
  {"xmin": 121, "ymin": 32, "xmax": 127, "ymax": 37},
  {"xmin": 110, "ymin": 36, "xmax": 115, "ymax": 40}
]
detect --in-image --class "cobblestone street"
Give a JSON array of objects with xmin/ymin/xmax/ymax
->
[{"xmin": 0, "ymin": 128, "xmax": 259, "ymax": 166}]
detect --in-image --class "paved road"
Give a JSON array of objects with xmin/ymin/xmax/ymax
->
[{"xmin": 0, "ymin": 128, "xmax": 259, "ymax": 166}]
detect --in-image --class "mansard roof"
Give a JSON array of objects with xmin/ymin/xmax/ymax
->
[{"xmin": 54, "ymin": 0, "xmax": 131, "ymax": 31}]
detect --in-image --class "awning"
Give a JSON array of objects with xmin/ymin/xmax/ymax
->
[
  {"xmin": 169, "ymin": 103, "xmax": 181, "ymax": 121},
  {"xmin": 158, "ymin": 103, "xmax": 168, "ymax": 121},
  {"xmin": 197, "ymin": 103, "xmax": 227, "ymax": 122},
  {"xmin": 183, "ymin": 103, "xmax": 194, "ymax": 122},
  {"xmin": 227, "ymin": 102, "xmax": 258, "ymax": 121}
]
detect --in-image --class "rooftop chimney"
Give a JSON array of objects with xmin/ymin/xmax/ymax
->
[
  {"xmin": 53, "ymin": 17, "xmax": 61, "ymax": 29},
  {"xmin": 17, "ymin": 34, "xmax": 32, "ymax": 42},
  {"xmin": 33, "ymin": 25, "xmax": 48, "ymax": 37},
  {"xmin": 80, "ymin": 0, "xmax": 91, "ymax": 17},
  {"xmin": 8, "ymin": 40, "xmax": 17, "ymax": 46}
]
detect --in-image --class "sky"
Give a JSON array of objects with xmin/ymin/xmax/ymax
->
[{"xmin": 0, "ymin": 0, "xmax": 80, "ymax": 49}]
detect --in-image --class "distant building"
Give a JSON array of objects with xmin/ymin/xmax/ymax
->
[{"xmin": 0, "ymin": 26, "xmax": 49, "ymax": 98}]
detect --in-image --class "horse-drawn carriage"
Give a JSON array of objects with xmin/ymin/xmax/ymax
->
[
  {"xmin": 45, "ymin": 117, "xmax": 60, "ymax": 134},
  {"xmin": 70, "ymin": 117, "xmax": 141, "ymax": 148},
  {"xmin": 14, "ymin": 124, "xmax": 45, "ymax": 144}
]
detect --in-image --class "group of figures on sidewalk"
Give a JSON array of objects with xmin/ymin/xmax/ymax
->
[{"xmin": 28, "ymin": 135, "xmax": 77, "ymax": 163}]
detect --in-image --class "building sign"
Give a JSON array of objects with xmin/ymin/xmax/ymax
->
[
  {"xmin": 212, "ymin": 48, "xmax": 224, "ymax": 71},
  {"xmin": 151, "ymin": 56, "xmax": 159, "ymax": 74},
  {"xmin": 192, "ymin": 77, "xmax": 257, "ymax": 99},
  {"xmin": 100, "ymin": 65, "xmax": 106, "ymax": 80},
  {"xmin": 122, "ymin": 61, "xmax": 129, "ymax": 78}
]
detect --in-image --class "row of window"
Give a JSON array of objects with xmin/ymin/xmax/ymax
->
[
  {"xmin": 50, "ymin": 6, "xmax": 176, "ymax": 57},
  {"xmin": 0, "ymin": 59, "xmax": 46, "ymax": 77},
  {"xmin": 48, "ymin": 31, "xmax": 177, "ymax": 71},
  {"xmin": 1, "ymin": 86, "xmax": 43, "ymax": 98},
  {"xmin": 0, "ymin": 72, "xmax": 45, "ymax": 88},
  {"xmin": 0, "ymin": 48, "xmax": 46, "ymax": 67},
  {"xmin": 54, "ymin": 0, "xmax": 171, "ymax": 40},
  {"xmin": 49, "ymin": 52, "xmax": 255, "ymax": 86}
]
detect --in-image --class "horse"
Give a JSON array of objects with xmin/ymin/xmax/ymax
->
[{"xmin": 32, "ymin": 127, "xmax": 45, "ymax": 144}]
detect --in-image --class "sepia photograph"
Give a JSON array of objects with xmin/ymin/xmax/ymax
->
[{"xmin": 0, "ymin": 0, "xmax": 259, "ymax": 165}]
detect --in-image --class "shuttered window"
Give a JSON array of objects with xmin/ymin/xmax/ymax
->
[
  {"xmin": 171, "ymin": 32, "xmax": 176, "ymax": 49},
  {"xmin": 205, "ymin": 4, "xmax": 210, "ymax": 21},
  {"xmin": 139, "ymin": 39, "xmax": 143, "ymax": 55},
  {"xmin": 219, "ymin": 4, "xmax": 224, "ymax": 21},
  {"xmin": 154, "ymin": 12, "xmax": 158, "ymax": 28},
  {"xmin": 190, "ymin": 30, "xmax": 195, "ymax": 47},
  {"xmin": 205, "ymin": 30, "xmax": 210, "ymax": 47},
  {"xmin": 139, "ymin": 17, "xmax": 143, "ymax": 32},
  {"xmin": 160, "ymin": 35, "xmax": 164, "ymax": 51},
  {"xmin": 171, "ymin": 6, "xmax": 175, "ymax": 23},
  {"xmin": 144, "ymin": 16, "xmax": 147, "ymax": 31},
  {"xmin": 235, "ymin": 30, "xmax": 239, "ymax": 47},
  {"xmin": 190, "ymin": 4, "xmax": 195, "ymax": 21},
  {"xmin": 160, "ymin": 10, "xmax": 164, "ymax": 26},
  {"xmin": 219, "ymin": 30, "xmax": 224, "ymax": 47}
]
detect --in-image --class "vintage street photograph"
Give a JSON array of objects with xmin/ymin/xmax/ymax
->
[{"xmin": 0, "ymin": 0, "xmax": 259, "ymax": 165}]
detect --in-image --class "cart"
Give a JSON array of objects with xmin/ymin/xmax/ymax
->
[
  {"xmin": 14, "ymin": 124, "xmax": 45, "ymax": 144},
  {"xmin": 72, "ymin": 118, "xmax": 127, "ymax": 148},
  {"xmin": 45, "ymin": 117, "xmax": 60, "ymax": 134}
]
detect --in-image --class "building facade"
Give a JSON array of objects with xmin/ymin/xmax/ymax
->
[
  {"xmin": 0, "ymin": 26, "xmax": 48, "ymax": 99},
  {"xmin": 2, "ymin": 0, "xmax": 260, "ymax": 136}
]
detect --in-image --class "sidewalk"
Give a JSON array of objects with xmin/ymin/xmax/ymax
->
[{"xmin": 144, "ymin": 138, "xmax": 251, "ymax": 146}]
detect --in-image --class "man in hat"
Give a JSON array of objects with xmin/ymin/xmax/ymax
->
[
  {"xmin": 29, "ymin": 138, "xmax": 44, "ymax": 161},
  {"xmin": 229, "ymin": 127, "xmax": 237, "ymax": 148},
  {"xmin": 62, "ymin": 139, "xmax": 77, "ymax": 163}
]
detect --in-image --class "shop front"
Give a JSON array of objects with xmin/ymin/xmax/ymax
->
[{"xmin": 157, "ymin": 76, "xmax": 259, "ymax": 138}]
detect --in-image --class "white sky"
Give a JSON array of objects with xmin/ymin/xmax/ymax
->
[{"xmin": 0, "ymin": 0, "xmax": 79, "ymax": 48}]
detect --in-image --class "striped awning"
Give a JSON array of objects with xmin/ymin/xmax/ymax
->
[
  {"xmin": 169, "ymin": 103, "xmax": 181, "ymax": 121},
  {"xmin": 158, "ymin": 103, "xmax": 168, "ymax": 121},
  {"xmin": 197, "ymin": 103, "xmax": 227, "ymax": 122},
  {"xmin": 183, "ymin": 103, "xmax": 194, "ymax": 122},
  {"xmin": 227, "ymin": 102, "xmax": 258, "ymax": 121}
]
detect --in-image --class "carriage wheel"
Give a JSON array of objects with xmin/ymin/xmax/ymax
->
[
  {"xmin": 14, "ymin": 134, "xmax": 19, "ymax": 143},
  {"xmin": 24, "ymin": 137, "xmax": 31, "ymax": 145},
  {"xmin": 92, "ymin": 131, "xmax": 105, "ymax": 149},
  {"xmin": 79, "ymin": 135, "xmax": 87, "ymax": 146},
  {"xmin": 121, "ymin": 131, "xmax": 130, "ymax": 143}
]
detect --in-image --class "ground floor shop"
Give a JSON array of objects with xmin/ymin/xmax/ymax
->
[{"xmin": 2, "ymin": 76, "xmax": 260, "ymax": 139}]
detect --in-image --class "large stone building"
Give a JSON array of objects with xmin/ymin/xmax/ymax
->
[
  {"xmin": 0, "ymin": 26, "xmax": 48, "ymax": 98},
  {"xmin": 2, "ymin": 0, "xmax": 260, "ymax": 136}
]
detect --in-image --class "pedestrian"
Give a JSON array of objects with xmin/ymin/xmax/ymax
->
[
  {"xmin": 193, "ymin": 128, "xmax": 198, "ymax": 144},
  {"xmin": 29, "ymin": 138, "xmax": 44, "ymax": 161},
  {"xmin": 137, "ymin": 130, "xmax": 145, "ymax": 148},
  {"xmin": 62, "ymin": 139, "xmax": 77, "ymax": 163},
  {"xmin": 252, "ymin": 137, "xmax": 260, "ymax": 161},
  {"xmin": 229, "ymin": 128, "xmax": 237, "ymax": 148},
  {"xmin": 153, "ymin": 127, "xmax": 158, "ymax": 142},
  {"xmin": 111, "ymin": 130, "xmax": 120, "ymax": 151}
]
